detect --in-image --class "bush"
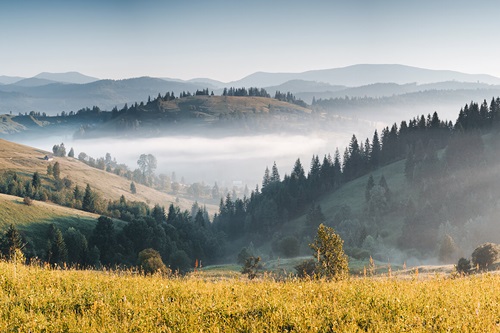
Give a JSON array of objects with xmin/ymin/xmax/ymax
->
[
  {"xmin": 138, "ymin": 248, "xmax": 170, "ymax": 275},
  {"xmin": 295, "ymin": 259, "xmax": 316, "ymax": 278},
  {"xmin": 241, "ymin": 256, "xmax": 262, "ymax": 280},
  {"xmin": 169, "ymin": 250, "xmax": 191, "ymax": 273},
  {"xmin": 23, "ymin": 196, "xmax": 33, "ymax": 206},
  {"xmin": 471, "ymin": 243, "xmax": 500, "ymax": 271},
  {"xmin": 456, "ymin": 257, "xmax": 471, "ymax": 275},
  {"xmin": 279, "ymin": 236, "xmax": 300, "ymax": 258}
]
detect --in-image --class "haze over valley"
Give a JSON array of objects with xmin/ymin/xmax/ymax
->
[{"xmin": 3, "ymin": 1, "xmax": 500, "ymax": 330}]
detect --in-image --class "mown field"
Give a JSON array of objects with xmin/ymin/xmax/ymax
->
[{"xmin": 1, "ymin": 261, "xmax": 499, "ymax": 332}]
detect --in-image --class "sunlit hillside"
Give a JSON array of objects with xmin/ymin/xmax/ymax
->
[
  {"xmin": 0, "ymin": 139, "xmax": 217, "ymax": 214},
  {"xmin": 0, "ymin": 193, "xmax": 106, "ymax": 249}
]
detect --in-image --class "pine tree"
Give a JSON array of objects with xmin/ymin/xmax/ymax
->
[
  {"xmin": 309, "ymin": 155, "xmax": 321, "ymax": 181},
  {"xmin": 82, "ymin": 184, "xmax": 95, "ymax": 212},
  {"xmin": 365, "ymin": 174, "xmax": 375, "ymax": 202},
  {"xmin": 68, "ymin": 147, "xmax": 75, "ymax": 158},
  {"xmin": 0, "ymin": 224, "xmax": 24, "ymax": 260},
  {"xmin": 46, "ymin": 224, "xmax": 67, "ymax": 265},
  {"xmin": 130, "ymin": 181, "xmax": 137, "ymax": 194},
  {"xmin": 52, "ymin": 162, "xmax": 61, "ymax": 179},
  {"xmin": 91, "ymin": 216, "xmax": 116, "ymax": 265},
  {"xmin": 32, "ymin": 172, "xmax": 41, "ymax": 189},
  {"xmin": 370, "ymin": 130, "xmax": 381, "ymax": 169},
  {"xmin": 271, "ymin": 162, "xmax": 280, "ymax": 182},
  {"xmin": 333, "ymin": 149, "xmax": 342, "ymax": 187},
  {"xmin": 262, "ymin": 166, "xmax": 271, "ymax": 189},
  {"xmin": 379, "ymin": 175, "xmax": 390, "ymax": 200},
  {"xmin": 291, "ymin": 158, "xmax": 306, "ymax": 181}
]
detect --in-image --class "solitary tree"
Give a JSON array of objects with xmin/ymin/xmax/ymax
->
[
  {"xmin": 471, "ymin": 243, "xmax": 499, "ymax": 271},
  {"xmin": 309, "ymin": 224, "xmax": 349, "ymax": 279},
  {"xmin": 130, "ymin": 182, "xmax": 137, "ymax": 194},
  {"xmin": 137, "ymin": 154, "xmax": 157, "ymax": 181},
  {"xmin": 52, "ymin": 162, "xmax": 61, "ymax": 179}
]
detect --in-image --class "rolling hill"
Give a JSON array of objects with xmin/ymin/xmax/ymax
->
[
  {"xmin": 3, "ymin": 64, "xmax": 500, "ymax": 117},
  {"xmin": 0, "ymin": 193, "xmax": 105, "ymax": 250},
  {"xmin": 0, "ymin": 77, "xmax": 209, "ymax": 115},
  {"xmin": 0, "ymin": 139, "xmax": 217, "ymax": 214}
]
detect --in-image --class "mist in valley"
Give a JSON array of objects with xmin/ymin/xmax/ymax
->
[{"xmin": 13, "ymin": 131, "xmax": 356, "ymax": 190}]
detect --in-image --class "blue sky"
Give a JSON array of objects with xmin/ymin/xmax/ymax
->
[{"xmin": 1, "ymin": 0, "xmax": 500, "ymax": 81}]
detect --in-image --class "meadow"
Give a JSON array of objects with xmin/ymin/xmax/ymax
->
[{"xmin": 1, "ymin": 261, "xmax": 499, "ymax": 332}]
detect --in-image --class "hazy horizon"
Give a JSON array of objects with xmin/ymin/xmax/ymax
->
[{"xmin": 2, "ymin": 0, "xmax": 500, "ymax": 82}]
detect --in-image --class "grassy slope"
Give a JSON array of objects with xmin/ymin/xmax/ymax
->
[
  {"xmin": 0, "ymin": 193, "xmax": 102, "ymax": 249},
  {"xmin": 283, "ymin": 159, "xmax": 410, "ymax": 246},
  {"xmin": 0, "ymin": 138, "xmax": 217, "ymax": 214},
  {"xmin": 160, "ymin": 95, "xmax": 311, "ymax": 116}
]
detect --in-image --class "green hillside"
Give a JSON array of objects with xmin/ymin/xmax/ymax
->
[
  {"xmin": 0, "ymin": 193, "xmax": 103, "ymax": 250},
  {"xmin": 214, "ymin": 98, "xmax": 500, "ymax": 271}
]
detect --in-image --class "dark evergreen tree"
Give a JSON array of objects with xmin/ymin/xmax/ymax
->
[
  {"xmin": 0, "ymin": 224, "xmax": 24, "ymax": 260},
  {"xmin": 46, "ymin": 224, "xmax": 68, "ymax": 265},
  {"xmin": 262, "ymin": 167, "xmax": 271, "ymax": 189},
  {"xmin": 370, "ymin": 130, "xmax": 381, "ymax": 169},
  {"xmin": 365, "ymin": 174, "xmax": 375, "ymax": 202},
  {"xmin": 64, "ymin": 227, "xmax": 88, "ymax": 266},
  {"xmin": 271, "ymin": 162, "xmax": 280, "ymax": 182},
  {"xmin": 91, "ymin": 216, "xmax": 116, "ymax": 265},
  {"xmin": 82, "ymin": 184, "xmax": 95, "ymax": 212},
  {"xmin": 52, "ymin": 162, "xmax": 61, "ymax": 180},
  {"xmin": 31, "ymin": 172, "xmax": 41, "ymax": 190}
]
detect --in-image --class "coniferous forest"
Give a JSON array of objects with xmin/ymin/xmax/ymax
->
[{"xmin": 3, "ymin": 97, "xmax": 500, "ymax": 270}]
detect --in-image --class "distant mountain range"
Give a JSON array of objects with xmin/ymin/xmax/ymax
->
[{"xmin": 2, "ymin": 64, "xmax": 500, "ymax": 115}]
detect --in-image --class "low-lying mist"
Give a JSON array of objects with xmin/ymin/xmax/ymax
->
[{"xmin": 15, "ymin": 132, "xmax": 362, "ymax": 188}]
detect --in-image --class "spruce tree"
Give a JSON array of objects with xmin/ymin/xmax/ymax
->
[
  {"xmin": 52, "ymin": 162, "xmax": 61, "ymax": 179},
  {"xmin": 32, "ymin": 172, "xmax": 41, "ymax": 189},
  {"xmin": 370, "ymin": 130, "xmax": 381, "ymax": 169},
  {"xmin": 46, "ymin": 224, "xmax": 67, "ymax": 265},
  {"xmin": 82, "ymin": 184, "xmax": 95, "ymax": 212},
  {"xmin": 91, "ymin": 216, "xmax": 116, "ymax": 265},
  {"xmin": 271, "ymin": 162, "xmax": 280, "ymax": 182},
  {"xmin": 262, "ymin": 167, "xmax": 271, "ymax": 189},
  {"xmin": 365, "ymin": 174, "xmax": 375, "ymax": 202},
  {"xmin": 0, "ymin": 224, "xmax": 24, "ymax": 260}
]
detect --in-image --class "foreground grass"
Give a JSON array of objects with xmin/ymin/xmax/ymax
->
[{"xmin": 1, "ymin": 262, "xmax": 499, "ymax": 332}]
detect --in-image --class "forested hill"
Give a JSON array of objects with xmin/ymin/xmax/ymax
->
[
  {"xmin": 0, "ymin": 92, "xmax": 315, "ymax": 138},
  {"xmin": 212, "ymin": 97, "xmax": 500, "ymax": 264},
  {"xmin": 80, "ymin": 94, "xmax": 313, "ymax": 137}
]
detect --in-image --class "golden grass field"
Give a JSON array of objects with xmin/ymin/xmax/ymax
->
[{"xmin": 1, "ymin": 260, "xmax": 499, "ymax": 332}]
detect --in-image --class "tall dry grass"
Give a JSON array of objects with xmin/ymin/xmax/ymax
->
[{"xmin": 1, "ymin": 261, "xmax": 499, "ymax": 332}]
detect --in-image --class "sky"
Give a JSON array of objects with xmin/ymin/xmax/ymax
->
[{"xmin": 1, "ymin": 0, "xmax": 500, "ymax": 82}]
